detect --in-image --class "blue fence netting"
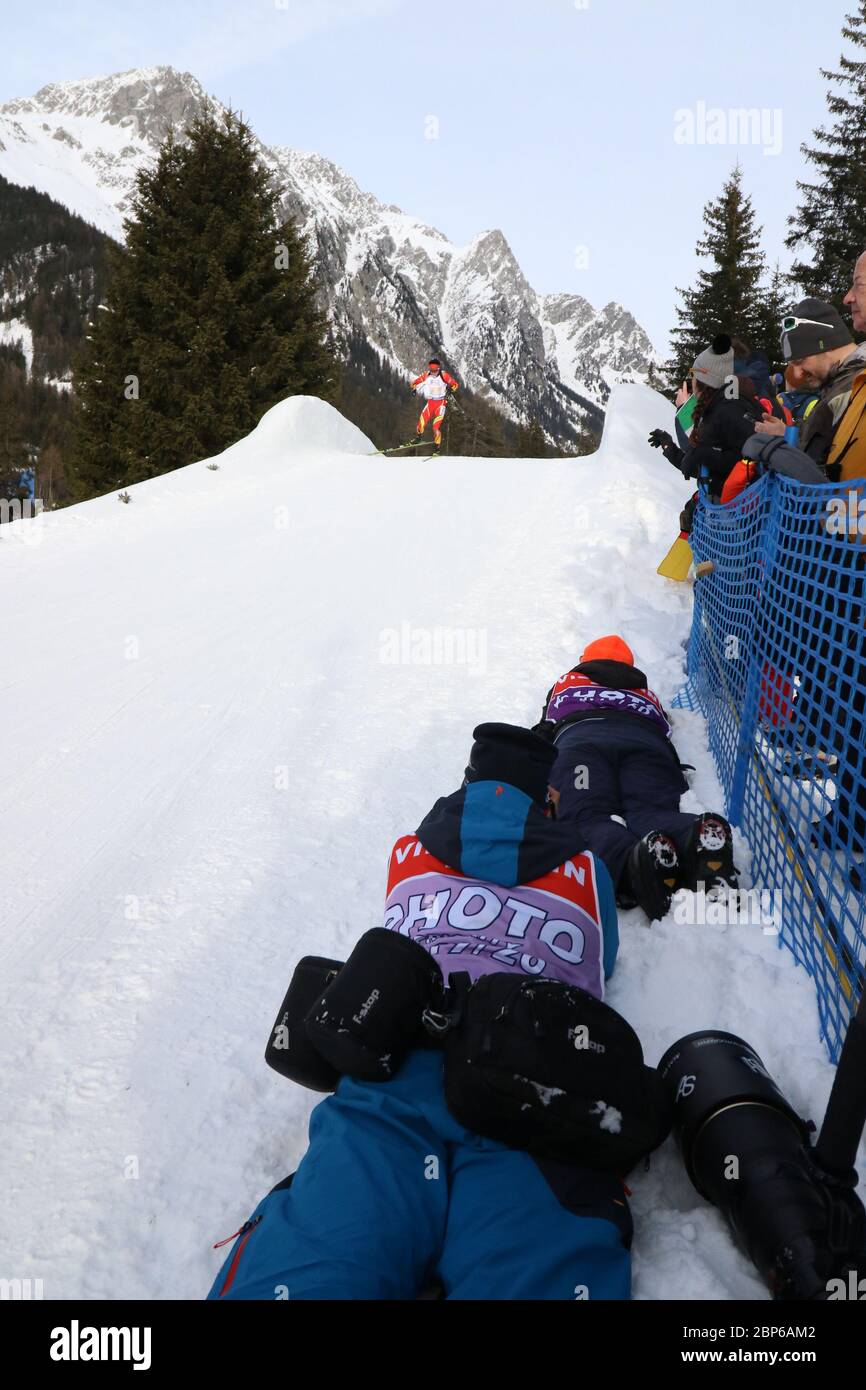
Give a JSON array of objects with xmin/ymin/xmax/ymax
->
[{"xmin": 673, "ymin": 472, "xmax": 866, "ymax": 1061}]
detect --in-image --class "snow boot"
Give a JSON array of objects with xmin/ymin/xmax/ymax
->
[
  {"xmin": 620, "ymin": 831, "xmax": 680, "ymax": 922},
  {"xmin": 681, "ymin": 812, "xmax": 737, "ymax": 891}
]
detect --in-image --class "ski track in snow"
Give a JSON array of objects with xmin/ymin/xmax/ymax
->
[{"xmin": 0, "ymin": 387, "xmax": 861, "ymax": 1301}]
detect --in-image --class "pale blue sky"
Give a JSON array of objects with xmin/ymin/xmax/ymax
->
[{"xmin": 1, "ymin": 0, "xmax": 852, "ymax": 349}]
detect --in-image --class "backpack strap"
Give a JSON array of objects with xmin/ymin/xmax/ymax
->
[{"xmin": 828, "ymin": 371, "xmax": 866, "ymax": 480}]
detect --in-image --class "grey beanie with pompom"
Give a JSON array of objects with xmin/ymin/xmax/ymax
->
[{"xmin": 692, "ymin": 334, "xmax": 734, "ymax": 390}]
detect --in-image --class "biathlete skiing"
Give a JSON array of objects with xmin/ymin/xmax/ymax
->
[{"xmin": 410, "ymin": 357, "xmax": 459, "ymax": 455}]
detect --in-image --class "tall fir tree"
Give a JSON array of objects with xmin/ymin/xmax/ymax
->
[
  {"xmin": 514, "ymin": 419, "xmax": 549, "ymax": 457},
  {"xmin": 757, "ymin": 261, "xmax": 790, "ymax": 369},
  {"xmin": 71, "ymin": 107, "xmax": 334, "ymax": 497},
  {"xmin": 787, "ymin": 2, "xmax": 866, "ymax": 298},
  {"xmin": 668, "ymin": 166, "xmax": 768, "ymax": 383},
  {"xmin": 444, "ymin": 391, "xmax": 511, "ymax": 457}
]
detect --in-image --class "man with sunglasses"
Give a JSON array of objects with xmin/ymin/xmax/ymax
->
[
  {"xmin": 410, "ymin": 357, "xmax": 459, "ymax": 454},
  {"xmin": 751, "ymin": 298, "xmax": 861, "ymax": 466}
]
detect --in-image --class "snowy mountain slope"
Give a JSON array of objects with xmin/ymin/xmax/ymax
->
[
  {"xmin": 0, "ymin": 387, "xmax": 857, "ymax": 1301},
  {"xmin": 0, "ymin": 67, "xmax": 205, "ymax": 235},
  {"xmin": 542, "ymin": 293, "xmax": 659, "ymax": 406},
  {"xmin": 0, "ymin": 315, "xmax": 34, "ymax": 372},
  {"xmin": 0, "ymin": 66, "xmax": 659, "ymax": 437}
]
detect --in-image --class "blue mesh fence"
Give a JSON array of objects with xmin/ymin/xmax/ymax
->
[{"xmin": 674, "ymin": 475, "xmax": 866, "ymax": 1061}]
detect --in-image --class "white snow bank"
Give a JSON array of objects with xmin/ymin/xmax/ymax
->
[
  {"xmin": 0, "ymin": 389, "xmax": 859, "ymax": 1303},
  {"xmin": 220, "ymin": 395, "xmax": 373, "ymax": 461},
  {"xmin": 0, "ymin": 395, "xmax": 372, "ymax": 541}
]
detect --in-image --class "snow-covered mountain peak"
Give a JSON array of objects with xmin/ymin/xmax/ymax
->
[
  {"xmin": 0, "ymin": 66, "xmax": 217, "ymax": 235},
  {"xmin": 542, "ymin": 291, "xmax": 596, "ymax": 328},
  {"xmin": 460, "ymin": 228, "xmax": 526, "ymax": 280},
  {"xmin": 0, "ymin": 63, "xmax": 660, "ymax": 435},
  {"xmin": 4, "ymin": 66, "xmax": 209, "ymax": 140},
  {"xmin": 275, "ymin": 145, "xmax": 445, "ymax": 247}
]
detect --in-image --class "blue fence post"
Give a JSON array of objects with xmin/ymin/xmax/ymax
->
[{"xmin": 727, "ymin": 476, "xmax": 781, "ymax": 826}]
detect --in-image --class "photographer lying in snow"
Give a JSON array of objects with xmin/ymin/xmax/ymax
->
[
  {"xmin": 535, "ymin": 636, "xmax": 736, "ymax": 921},
  {"xmin": 208, "ymin": 723, "xmax": 671, "ymax": 1301}
]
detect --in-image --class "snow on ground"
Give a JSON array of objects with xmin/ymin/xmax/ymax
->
[
  {"xmin": 0, "ymin": 316, "xmax": 35, "ymax": 374},
  {"xmin": 0, "ymin": 387, "xmax": 860, "ymax": 1301}
]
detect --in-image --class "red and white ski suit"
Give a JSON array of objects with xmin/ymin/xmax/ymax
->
[{"xmin": 411, "ymin": 368, "xmax": 459, "ymax": 443}]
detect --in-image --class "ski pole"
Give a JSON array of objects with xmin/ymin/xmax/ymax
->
[{"xmin": 814, "ymin": 986, "xmax": 866, "ymax": 1180}]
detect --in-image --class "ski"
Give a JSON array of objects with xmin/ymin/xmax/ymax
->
[{"xmin": 368, "ymin": 439, "xmax": 433, "ymax": 456}]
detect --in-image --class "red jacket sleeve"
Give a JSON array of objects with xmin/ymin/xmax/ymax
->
[
  {"xmin": 411, "ymin": 372, "xmax": 428, "ymax": 388},
  {"xmin": 442, "ymin": 371, "xmax": 459, "ymax": 389}
]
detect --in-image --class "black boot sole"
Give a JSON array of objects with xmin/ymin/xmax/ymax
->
[{"xmin": 627, "ymin": 836, "xmax": 679, "ymax": 922}]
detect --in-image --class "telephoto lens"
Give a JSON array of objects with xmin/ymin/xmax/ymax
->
[{"xmin": 658, "ymin": 1030, "xmax": 865, "ymax": 1300}]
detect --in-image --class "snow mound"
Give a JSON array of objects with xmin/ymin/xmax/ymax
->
[
  {"xmin": 0, "ymin": 395, "xmax": 373, "ymax": 535},
  {"xmin": 596, "ymin": 382, "xmax": 675, "ymax": 468},
  {"xmin": 235, "ymin": 395, "xmax": 373, "ymax": 458}
]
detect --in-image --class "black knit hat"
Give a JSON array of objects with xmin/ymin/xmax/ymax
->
[
  {"xmin": 780, "ymin": 299, "xmax": 853, "ymax": 362},
  {"xmin": 464, "ymin": 723, "xmax": 557, "ymax": 804}
]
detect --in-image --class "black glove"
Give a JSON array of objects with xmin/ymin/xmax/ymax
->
[
  {"xmin": 648, "ymin": 429, "xmax": 674, "ymax": 451},
  {"xmin": 679, "ymin": 493, "xmax": 698, "ymax": 535},
  {"xmin": 530, "ymin": 718, "xmax": 556, "ymax": 742},
  {"xmin": 649, "ymin": 428, "xmax": 688, "ymax": 473}
]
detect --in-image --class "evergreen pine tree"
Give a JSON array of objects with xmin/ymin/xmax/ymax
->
[
  {"xmin": 445, "ymin": 390, "xmax": 510, "ymax": 456},
  {"xmin": 71, "ymin": 107, "xmax": 334, "ymax": 497},
  {"xmin": 668, "ymin": 166, "xmax": 768, "ymax": 383},
  {"xmin": 787, "ymin": 2, "xmax": 866, "ymax": 298},
  {"xmin": 646, "ymin": 361, "xmax": 676, "ymax": 402},
  {"xmin": 514, "ymin": 419, "xmax": 549, "ymax": 457},
  {"xmin": 756, "ymin": 261, "xmax": 789, "ymax": 370}
]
